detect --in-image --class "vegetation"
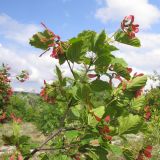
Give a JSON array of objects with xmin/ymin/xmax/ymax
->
[{"xmin": 0, "ymin": 15, "xmax": 160, "ymax": 160}]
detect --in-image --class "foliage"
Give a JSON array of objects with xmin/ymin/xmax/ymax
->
[
  {"xmin": 21, "ymin": 15, "xmax": 151, "ymax": 160},
  {"xmin": 1, "ymin": 15, "xmax": 155, "ymax": 160},
  {"xmin": 7, "ymin": 93, "xmax": 62, "ymax": 134},
  {"xmin": 0, "ymin": 64, "xmax": 13, "ymax": 113}
]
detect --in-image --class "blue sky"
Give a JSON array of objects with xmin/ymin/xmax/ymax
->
[
  {"xmin": 0, "ymin": 0, "xmax": 160, "ymax": 92},
  {"xmin": 0, "ymin": 0, "xmax": 118, "ymax": 39},
  {"xmin": 0, "ymin": 0, "xmax": 159, "ymax": 35}
]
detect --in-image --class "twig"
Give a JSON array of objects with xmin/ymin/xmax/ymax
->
[
  {"xmin": 65, "ymin": 55, "xmax": 76, "ymax": 79},
  {"xmin": 83, "ymin": 59, "xmax": 93, "ymax": 79},
  {"xmin": 39, "ymin": 48, "xmax": 50, "ymax": 57},
  {"xmin": 24, "ymin": 128, "xmax": 63, "ymax": 160}
]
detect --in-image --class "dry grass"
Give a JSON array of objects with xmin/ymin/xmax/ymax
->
[{"xmin": 0, "ymin": 122, "xmax": 46, "ymax": 146}]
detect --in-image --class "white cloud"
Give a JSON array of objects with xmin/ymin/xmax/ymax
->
[
  {"xmin": 0, "ymin": 13, "xmax": 160, "ymax": 92},
  {"xmin": 111, "ymin": 32, "xmax": 160, "ymax": 90},
  {"xmin": 0, "ymin": 14, "xmax": 41, "ymax": 44},
  {"xmin": 0, "ymin": 44, "xmax": 54, "ymax": 83},
  {"xmin": 113, "ymin": 32, "xmax": 160, "ymax": 74},
  {"xmin": 95, "ymin": 0, "xmax": 160, "ymax": 29},
  {"xmin": 0, "ymin": 43, "xmax": 74, "ymax": 92}
]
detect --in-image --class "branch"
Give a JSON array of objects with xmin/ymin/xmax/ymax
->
[
  {"xmin": 24, "ymin": 128, "xmax": 63, "ymax": 160},
  {"xmin": 65, "ymin": 55, "xmax": 76, "ymax": 79},
  {"xmin": 39, "ymin": 48, "xmax": 50, "ymax": 57},
  {"xmin": 24, "ymin": 54, "xmax": 78, "ymax": 160},
  {"xmin": 83, "ymin": 59, "xmax": 93, "ymax": 79}
]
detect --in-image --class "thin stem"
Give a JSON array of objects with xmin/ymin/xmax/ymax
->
[
  {"xmin": 65, "ymin": 55, "xmax": 76, "ymax": 79},
  {"xmin": 39, "ymin": 48, "xmax": 50, "ymax": 57},
  {"xmin": 83, "ymin": 60, "xmax": 93, "ymax": 79},
  {"xmin": 106, "ymin": 97, "xmax": 116, "ymax": 107},
  {"xmin": 24, "ymin": 128, "xmax": 63, "ymax": 160},
  {"xmin": 106, "ymin": 29, "xmax": 119, "ymax": 43}
]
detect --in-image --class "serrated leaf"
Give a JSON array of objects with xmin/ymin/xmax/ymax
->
[
  {"xmin": 2, "ymin": 135, "xmax": 16, "ymax": 145},
  {"xmin": 126, "ymin": 75, "xmax": 147, "ymax": 91},
  {"xmin": 130, "ymin": 96, "xmax": 145, "ymax": 110},
  {"xmin": 109, "ymin": 144, "xmax": 123, "ymax": 156},
  {"xmin": 88, "ymin": 106, "xmax": 105, "ymax": 127},
  {"xmin": 65, "ymin": 130, "xmax": 79, "ymax": 141},
  {"xmin": 87, "ymin": 147, "xmax": 108, "ymax": 160},
  {"xmin": 71, "ymin": 105, "xmax": 81, "ymax": 118},
  {"xmin": 114, "ymin": 63, "xmax": 130, "ymax": 80},
  {"xmin": 94, "ymin": 54, "xmax": 111, "ymax": 67},
  {"xmin": 111, "ymin": 57, "xmax": 128, "ymax": 67},
  {"xmin": 86, "ymin": 150, "xmax": 99, "ymax": 160},
  {"xmin": 114, "ymin": 30, "xmax": 141, "ymax": 47},
  {"xmin": 53, "ymin": 155, "xmax": 72, "ymax": 160},
  {"xmin": 93, "ymin": 106, "xmax": 105, "ymax": 118},
  {"xmin": 29, "ymin": 30, "xmax": 53, "ymax": 50},
  {"xmin": 78, "ymin": 30, "xmax": 96, "ymax": 51},
  {"xmin": 95, "ymin": 147, "xmax": 108, "ymax": 160},
  {"xmin": 19, "ymin": 135, "xmax": 30, "ymax": 145},
  {"xmin": 123, "ymin": 149, "xmax": 134, "ymax": 160},
  {"xmin": 76, "ymin": 84, "xmax": 91, "ymax": 101},
  {"xmin": 90, "ymin": 79, "xmax": 111, "ymax": 92},
  {"xmin": 67, "ymin": 38, "xmax": 84, "ymax": 63},
  {"xmin": 94, "ymin": 30, "xmax": 106, "ymax": 55},
  {"xmin": 107, "ymin": 44, "xmax": 119, "ymax": 52},
  {"xmin": 58, "ymin": 54, "xmax": 66, "ymax": 65},
  {"xmin": 56, "ymin": 66, "xmax": 63, "ymax": 85},
  {"xmin": 118, "ymin": 114, "xmax": 143, "ymax": 135}
]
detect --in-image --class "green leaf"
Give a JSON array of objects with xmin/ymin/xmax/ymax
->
[
  {"xmin": 90, "ymin": 79, "xmax": 111, "ymax": 92},
  {"xmin": 93, "ymin": 106, "xmax": 105, "ymax": 118},
  {"xmin": 95, "ymin": 147, "xmax": 108, "ymax": 160},
  {"xmin": 58, "ymin": 54, "xmax": 66, "ymax": 65},
  {"xmin": 114, "ymin": 30, "xmax": 141, "ymax": 47},
  {"xmin": 76, "ymin": 84, "xmax": 91, "ymax": 101},
  {"xmin": 106, "ymin": 44, "xmax": 119, "ymax": 52},
  {"xmin": 56, "ymin": 66, "xmax": 63, "ymax": 85},
  {"xmin": 94, "ymin": 54, "xmax": 111, "ymax": 67},
  {"xmin": 53, "ymin": 155, "xmax": 72, "ymax": 160},
  {"xmin": 123, "ymin": 149, "xmax": 134, "ymax": 160},
  {"xmin": 94, "ymin": 30, "xmax": 107, "ymax": 55},
  {"xmin": 65, "ymin": 130, "xmax": 79, "ymax": 141},
  {"xmin": 126, "ymin": 75, "xmax": 147, "ymax": 92},
  {"xmin": 19, "ymin": 135, "xmax": 30, "ymax": 145},
  {"xmin": 87, "ymin": 147, "xmax": 108, "ymax": 160},
  {"xmin": 29, "ymin": 30, "xmax": 53, "ymax": 50},
  {"xmin": 111, "ymin": 57, "xmax": 128, "ymax": 67},
  {"xmin": 86, "ymin": 150, "xmax": 99, "ymax": 160},
  {"xmin": 78, "ymin": 30, "xmax": 97, "ymax": 51},
  {"xmin": 130, "ymin": 96, "xmax": 145, "ymax": 111},
  {"xmin": 114, "ymin": 63, "xmax": 130, "ymax": 80},
  {"xmin": 118, "ymin": 114, "xmax": 143, "ymax": 135},
  {"xmin": 67, "ymin": 38, "xmax": 84, "ymax": 63},
  {"xmin": 88, "ymin": 106, "xmax": 105, "ymax": 127},
  {"xmin": 71, "ymin": 105, "xmax": 81, "ymax": 118},
  {"xmin": 2, "ymin": 135, "xmax": 16, "ymax": 145},
  {"xmin": 40, "ymin": 154, "xmax": 49, "ymax": 160},
  {"xmin": 80, "ymin": 134, "xmax": 97, "ymax": 146},
  {"xmin": 109, "ymin": 144, "xmax": 123, "ymax": 156}
]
